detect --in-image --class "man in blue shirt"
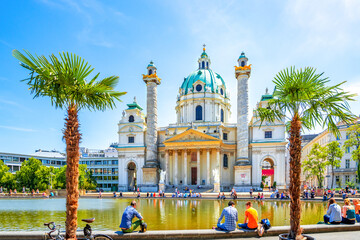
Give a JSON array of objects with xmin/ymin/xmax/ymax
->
[
  {"xmin": 120, "ymin": 201, "xmax": 147, "ymax": 233},
  {"xmin": 216, "ymin": 201, "xmax": 238, "ymax": 231}
]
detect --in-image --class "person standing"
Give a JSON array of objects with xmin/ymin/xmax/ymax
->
[
  {"xmin": 238, "ymin": 201, "xmax": 258, "ymax": 230},
  {"xmin": 216, "ymin": 201, "xmax": 238, "ymax": 231},
  {"xmin": 120, "ymin": 201, "xmax": 147, "ymax": 233},
  {"xmin": 323, "ymin": 198, "xmax": 341, "ymax": 224}
]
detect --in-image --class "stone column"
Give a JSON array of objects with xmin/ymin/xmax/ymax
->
[
  {"xmin": 174, "ymin": 150, "xmax": 178, "ymax": 185},
  {"xmin": 235, "ymin": 65, "xmax": 251, "ymax": 165},
  {"xmin": 206, "ymin": 149, "xmax": 210, "ymax": 185},
  {"xmin": 184, "ymin": 149, "xmax": 188, "ymax": 185},
  {"xmin": 165, "ymin": 150, "xmax": 169, "ymax": 185},
  {"xmin": 145, "ymin": 81, "xmax": 159, "ymax": 166},
  {"xmin": 197, "ymin": 149, "xmax": 201, "ymax": 185}
]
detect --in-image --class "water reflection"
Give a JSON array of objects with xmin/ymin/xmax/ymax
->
[{"xmin": 0, "ymin": 198, "xmax": 328, "ymax": 231}]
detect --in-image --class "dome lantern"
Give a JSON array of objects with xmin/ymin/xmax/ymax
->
[{"xmin": 197, "ymin": 44, "xmax": 211, "ymax": 70}]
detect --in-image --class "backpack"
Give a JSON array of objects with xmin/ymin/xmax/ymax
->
[{"xmin": 261, "ymin": 218, "xmax": 271, "ymax": 230}]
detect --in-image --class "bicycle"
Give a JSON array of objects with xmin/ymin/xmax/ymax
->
[{"xmin": 44, "ymin": 218, "xmax": 112, "ymax": 240}]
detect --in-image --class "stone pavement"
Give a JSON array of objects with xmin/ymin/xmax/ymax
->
[{"xmin": 220, "ymin": 230, "xmax": 359, "ymax": 240}]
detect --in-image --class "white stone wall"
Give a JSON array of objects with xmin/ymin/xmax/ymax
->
[{"xmin": 118, "ymin": 152, "xmax": 145, "ymax": 191}]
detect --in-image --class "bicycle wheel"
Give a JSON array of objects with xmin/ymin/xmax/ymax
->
[{"xmin": 93, "ymin": 234, "xmax": 113, "ymax": 240}]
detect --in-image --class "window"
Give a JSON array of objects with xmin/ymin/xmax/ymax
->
[
  {"xmin": 196, "ymin": 105, "xmax": 202, "ymax": 120},
  {"xmin": 220, "ymin": 88, "xmax": 224, "ymax": 95},
  {"xmin": 221, "ymin": 109, "xmax": 224, "ymax": 122},
  {"xmin": 223, "ymin": 154, "xmax": 228, "ymax": 168},
  {"xmin": 345, "ymin": 175, "xmax": 350, "ymax": 183},
  {"xmin": 129, "ymin": 115, "xmax": 134, "ymax": 122},
  {"xmin": 128, "ymin": 136, "xmax": 135, "ymax": 143},
  {"xmin": 206, "ymin": 62, "xmax": 209, "ymax": 69},
  {"xmin": 336, "ymin": 135, "xmax": 340, "ymax": 140},
  {"xmin": 346, "ymin": 134, "xmax": 349, "ymax": 139},
  {"xmin": 196, "ymin": 84, "xmax": 202, "ymax": 92},
  {"xmin": 223, "ymin": 133, "xmax": 228, "ymax": 140},
  {"xmin": 149, "ymin": 69, "xmax": 152, "ymax": 75},
  {"xmin": 265, "ymin": 131, "xmax": 272, "ymax": 139},
  {"xmin": 241, "ymin": 61, "xmax": 245, "ymax": 67},
  {"xmin": 201, "ymin": 61, "xmax": 205, "ymax": 69},
  {"xmin": 346, "ymin": 147, "xmax": 350, "ymax": 153},
  {"xmin": 346, "ymin": 159, "xmax": 350, "ymax": 168},
  {"xmin": 335, "ymin": 176, "xmax": 340, "ymax": 183}
]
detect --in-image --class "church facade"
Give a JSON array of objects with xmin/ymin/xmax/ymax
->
[{"xmin": 116, "ymin": 47, "xmax": 288, "ymax": 192}]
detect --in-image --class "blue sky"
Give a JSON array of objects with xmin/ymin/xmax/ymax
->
[{"xmin": 1, "ymin": 0, "xmax": 360, "ymax": 154}]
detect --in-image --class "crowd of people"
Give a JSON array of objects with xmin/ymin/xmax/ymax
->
[{"xmin": 0, "ymin": 186, "xmax": 53, "ymax": 197}]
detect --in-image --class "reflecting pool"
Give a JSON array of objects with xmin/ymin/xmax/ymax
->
[{"xmin": 0, "ymin": 198, "xmax": 327, "ymax": 231}]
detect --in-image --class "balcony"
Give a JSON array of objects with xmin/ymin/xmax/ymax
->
[{"xmin": 333, "ymin": 168, "xmax": 357, "ymax": 174}]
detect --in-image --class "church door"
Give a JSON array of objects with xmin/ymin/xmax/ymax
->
[{"xmin": 191, "ymin": 167, "xmax": 197, "ymax": 185}]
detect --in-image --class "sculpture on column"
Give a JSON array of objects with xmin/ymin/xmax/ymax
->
[
  {"xmin": 159, "ymin": 170, "xmax": 166, "ymax": 184},
  {"xmin": 212, "ymin": 168, "xmax": 220, "ymax": 183},
  {"xmin": 212, "ymin": 168, "xmax": 220, "ymax": 192}
]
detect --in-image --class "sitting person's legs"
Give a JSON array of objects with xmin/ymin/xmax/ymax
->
[
  {"xmin": 342, "ymin": 217, "xmax": 355, "ymax": 224},
  {"xmin": 122, "ymin": 220, "xmax": 143, "ymax": 233},
  {"xmin": 323, "ymin": 214, "xmax": 330, "ymax": 224},
  {"xmin": 217, "ymin": 223, "xmax": 227, "ymax": 231},
  {"xmin": 238, "ymin": 223, "xmax": 257, "ymax": 230},
  {"xmin": 356, "ymin": 214, "xmax": 360, "ymax": 223}
]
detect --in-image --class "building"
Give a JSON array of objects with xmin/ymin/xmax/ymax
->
[
  {"xmin": 301, "ymin": 118, "xmax": 360, "ymax": 188},
  {"xmin": 0, "ymin": 147, "xmax": 118, "ymax": 191},
  {"xmin": 116, "ymin": 47, "xmax": 288, "ymax": 192}
]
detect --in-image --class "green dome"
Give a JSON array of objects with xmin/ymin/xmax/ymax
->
[{"xmin": 180, "ymin": 69, "xmax": 227, "ymax": 97}]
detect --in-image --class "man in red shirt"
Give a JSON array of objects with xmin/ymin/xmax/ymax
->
[{"xmin": 238, "ymin": 201, "xmax": 258, "ymax": 230}]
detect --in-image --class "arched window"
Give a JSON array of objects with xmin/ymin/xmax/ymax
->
[
  {"xmin": 196, "ymin": 105, "xmax": 202, "ymax": 121},
  {"xmin": 206, "ymin": 62, "xmax": 209, "ymax": 69},
  {"xmin": 220, "ymin": 109, "xmax": 224, "ymax": 122},
  {"xmin": 196, "ymin": 84, "xmax": 202, "ymax": 92},
  {"xmin": 223, "ymin": 154, "xmax": 228, "ymax": 168},
  {"xmin": 241, "ymin": 61, "xmax": 245, "ymax": 67},
  {"xmin": 201, "ymin": 61, "xmax": 205, "ymax": 69},
  {"xmin": 129, "ymin": 115, "xmax": 134, "ymax": 122},
  {"xmin": 148, "ymin": 69, "xmax": 153, "ymax": 75}
]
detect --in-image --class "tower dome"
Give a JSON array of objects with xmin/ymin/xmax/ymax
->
[
  {"xmin": 176, "ymin": 46, "xmax": 231, "ymax": 124},
  {"xmin": 179, "ymin": 45, "xmax": 228, "ymax": 98}
]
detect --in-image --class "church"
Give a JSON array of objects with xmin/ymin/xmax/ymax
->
[{"xmin": 116, "ymin": 47, "xmax": 288, "ymax": 192}]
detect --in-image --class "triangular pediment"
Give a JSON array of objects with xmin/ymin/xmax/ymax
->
[{"xmin": 164, "ymin": 129, "xmax": 220, "ymax": 143}]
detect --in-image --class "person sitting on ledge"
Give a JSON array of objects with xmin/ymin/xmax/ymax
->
[
  {"xmin": 323, "ymin": 198, "xmax": 341, "ymax": 224},
  {"xmin": 113, "ymin": 192, "xmax": 117, "ymax": 198},
  {"xmin": 341, "ymin": 198, "xmax": 356, "ymax": 224},
  {"xmin": 352, "ymin": 199, "xmax": 360, "ymax": 222},
  {"xmin": 120, "ymin": 192, "xmax": 123, "ymax": 197},
  {"xmin": 238, "ymin": 201, "xmax": 258, "ymax": 230},
  {"xmin": 120, "ymin": 200, "xmax": 147, "ymax": 233},
  {"xmin": 216, "ymin": 200, "xmax": 238, "ymax": 231},
  {"xmin": 217, "ymin": 193, "xmax": 221, "ymax": 199}
]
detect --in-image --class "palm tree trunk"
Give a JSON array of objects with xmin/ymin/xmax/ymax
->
[
  {"xmin": 288, "ymin": 114, "xmax": 302, "ymax": 239},
  {"xmin": 64, "ymin": 104, "xmax": 81, "ymax": 240}
]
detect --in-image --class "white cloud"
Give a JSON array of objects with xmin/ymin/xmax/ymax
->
[{"xmin": 0, "ymin": 125, "xmax": 36, "ymax": 132}]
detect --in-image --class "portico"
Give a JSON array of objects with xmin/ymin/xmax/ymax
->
[{"xmin": 163, "ymin": 129, "xmax": 222, "ymax": 188}]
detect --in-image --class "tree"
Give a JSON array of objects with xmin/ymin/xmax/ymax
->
[
  {"xmin": 326, "ymin": 141, "xmax": 343, "ymax": 188},
  {"xmin": 256, "ymin": 67, "xmax": 355, "ymax": 239},
  {"xmin": 303, "ymin": 143, "xmax": 327, "ymax": 188},
  {"xmin": 0, "ymin": 160, "xmax": 9, "ymax": 183},
  {"xmin": 16, "ymin": 157, "xmax": 48, "ymax": 190},
  {"xmin": 13, "ymin": 50, "xmax": 125, "ymax": 240},
  {"xmin": 343, "ymin": 124, "xmax": 360, "ymax": 184}
]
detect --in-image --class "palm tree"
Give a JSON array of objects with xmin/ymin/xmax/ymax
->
[
  {"xmin": 256, "ymin": 67, "xmax": 355, "ymax": 239},
  {"xmin": 13, "ymin": 50, "xmax": 125, "ymax": 240}
]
